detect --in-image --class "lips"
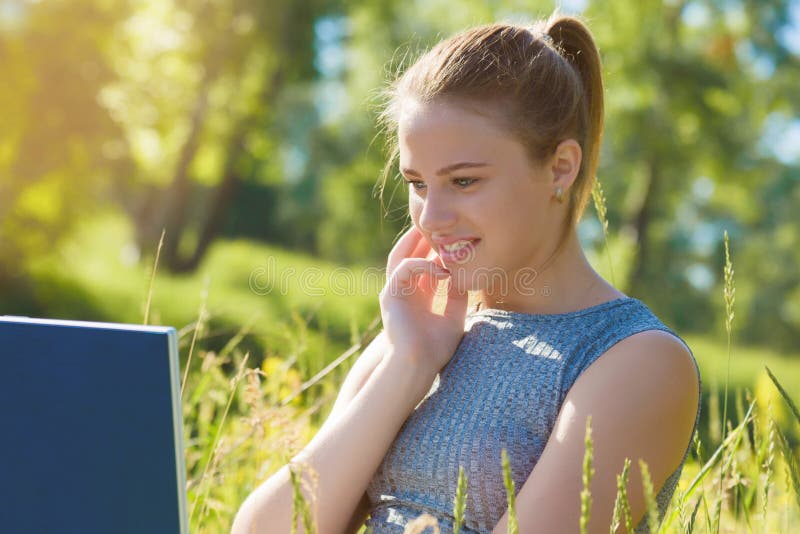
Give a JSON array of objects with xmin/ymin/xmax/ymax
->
[{"xmin": 437, "ymin": 239, "xmax": 480, "ymax": 264}]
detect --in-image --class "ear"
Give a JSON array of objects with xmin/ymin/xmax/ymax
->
[{"xmin": 549, "ymin": 139, "xmax": 582, "ymax": 192}]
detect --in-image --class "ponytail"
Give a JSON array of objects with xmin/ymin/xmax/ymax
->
[{"xmin": 546, "ymin": 15, "xmax": 605, "ymax": 226}]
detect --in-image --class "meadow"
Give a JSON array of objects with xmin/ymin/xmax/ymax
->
[{"xmin": 27, "ymin": 211, "xmax": 800, "ymax": 533}]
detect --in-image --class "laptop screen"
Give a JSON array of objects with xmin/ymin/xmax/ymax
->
[{"xmin": 0, "ymin": 316, "xmax": 189, "ymax": 534}]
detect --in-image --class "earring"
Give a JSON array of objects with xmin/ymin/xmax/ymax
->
[{"xmin": 554, "ymin": 187, "xmax": 566, "ymax": 203}]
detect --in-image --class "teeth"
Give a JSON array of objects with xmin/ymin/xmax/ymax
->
[{"xmin": 442, "ymin": 240, "xmax": 473, "ymax": 252}]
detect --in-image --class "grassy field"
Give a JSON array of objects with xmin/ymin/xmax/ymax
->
[{"xmin": 19, "ymin": 212, "xmax": 800, "ymax": 532}]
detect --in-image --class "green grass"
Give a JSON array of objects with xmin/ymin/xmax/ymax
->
[{"xmin": 23, "ymin": 211, "xmax": 383, "ymax": 409}]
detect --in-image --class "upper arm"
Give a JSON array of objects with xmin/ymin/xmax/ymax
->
[{"xmin": 492, "ymin": 330, "xmax": 700, "ymax": 534}]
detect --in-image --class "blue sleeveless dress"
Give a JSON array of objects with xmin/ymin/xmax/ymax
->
[{"xmin": 364, "ymin": 296, "xmax": 701, "ymax": 533}]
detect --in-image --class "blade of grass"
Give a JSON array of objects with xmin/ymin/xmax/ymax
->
[
  {"xmin": 219, "ymin": 316, "xmax": 257, "ymax": 361},
  {"xmin": 501, "ymin": 448, "xmax": 518, "ymax": 534},
  {"xmin": 773, "ymin": 420, "xmax": 800, "ymax": 511},
  {"xmin": 189, "ymin": 351, "xmax": 250, "ymax": 525},
  {"xmin": 181, "ymin": 275, "xmax": 209, "ymax": 399},
  {"xmin": 581, "ymin": 416, "xmax": 595, "ymax": 534},
  {"xmin": 687, "ymin": 496, "xmax": 701, "ymax": 534},
  {"xmin": 282, "ymin": 315, "xmax": 381, "ymax": 406},
  {"xmin": 662, "ymin": 399, "xmax": 756, "ymax": 529},
  {"xmin": 143, "ymin": 228, "xmax": 165, "ymax": 325},
  {"xmin": 765, "ymin": 366, "xmax": 800, "ymax": 424},
  {"xmin": 453, "ymin": 465, "xmax": 468, "ymax": 534}
]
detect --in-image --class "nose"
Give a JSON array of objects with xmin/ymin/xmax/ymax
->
[{"xmin": 416, "ymin": 188, "xmax": 457, "ymax": 234}]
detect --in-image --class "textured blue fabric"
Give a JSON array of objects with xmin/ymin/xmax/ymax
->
[{"xmin": 365, "ymin": 296, "xmax": 701, "ymax": 533}]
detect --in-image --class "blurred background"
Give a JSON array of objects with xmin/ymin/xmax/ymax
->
[
  {"xmin": 1, "ymin": 0, "xmax": 799, "ymax": 386},
  {"xmin": 3, "ymin": 1, "xmax": 800, "ymax": 529}
]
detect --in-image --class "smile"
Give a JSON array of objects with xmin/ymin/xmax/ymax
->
[
  {"xmin": 438, "ymin": 239, "xmax": 480, "ymax": 264},
  {"xmin": 442, "ymin": 240, "xmax": 474, "ymax": 252}
]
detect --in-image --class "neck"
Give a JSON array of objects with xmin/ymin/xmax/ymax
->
[{"xmin": 475, "ymin": 230, "xmax": 624, "ymax": 315}]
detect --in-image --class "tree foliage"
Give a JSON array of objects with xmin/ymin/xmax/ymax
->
[{"xmin": 1, "ymin": 0, "xmax": 799, "ymax": 349}]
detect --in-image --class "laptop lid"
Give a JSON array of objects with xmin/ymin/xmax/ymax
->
[{"xmin": 0, "ymin": 316, "xmax": 189, "ymax": 534}]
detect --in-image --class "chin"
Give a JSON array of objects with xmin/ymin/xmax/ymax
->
[{"xmin": 448, "ymin": 262, "xmax": 506, "ymax": 295}]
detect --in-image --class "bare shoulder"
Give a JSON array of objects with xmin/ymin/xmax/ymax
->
[
  {"xmin": 569, "ymin": 329, "xmax": 700, "ymax": 421},
  {"xmin": 594, "ymin": 329, "xmax": 698, "ymax": 400},
  {"xmin": 561, "ymin": 328, "xmax": 700, "ymax": 468}
]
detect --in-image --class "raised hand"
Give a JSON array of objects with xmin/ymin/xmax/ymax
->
[{"xmin": 379, "ymin": 226, "xmax": 470, "ymax": 377}]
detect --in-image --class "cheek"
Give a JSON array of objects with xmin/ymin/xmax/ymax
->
[{"xmin": 408, "ymin": 195, "xmax": 423, "ymax": 226}]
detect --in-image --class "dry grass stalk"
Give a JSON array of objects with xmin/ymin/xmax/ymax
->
[
  {"xmin": 181, "ymin": 278, "xmax": 209, "ymax": 398},
  {"xmin": 143, "ymin": 228, "xmax": 165, "ymax": 325},
  {"xmin": 189, "ymin": 351, "xmax": 250, "ymax": 524},
  {"xmin": 591, "ymin": 178, "xmax": 615, "ymax": 286},
  {"xmin": 761, "ymin": 405, "xmax": 777, "ymax": 530},
  {"xmin": 289, "ymin": 460, "xmax": 319, "ymax": 534}
]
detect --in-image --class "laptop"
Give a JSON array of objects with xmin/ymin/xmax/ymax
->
[{"xmin": 0, "ymin": 316, "xmax": 189, "ymax": 534}]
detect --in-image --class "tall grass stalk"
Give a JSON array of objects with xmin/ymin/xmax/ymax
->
[
  {"xmin": 501, "ymin": 449, "xmax": 518, "ymax": 534},
  {"xmin": 638, "ymin": 460, "xmax": 659, "ymax": 534},
  {"xmin": 765, "ymin": 365, "xmax": 800, "ymax": 515},
  {"xmin": 453, "ymin": 465, "xmax": 468, "ymax": 534},
  {"xmin": 143, "ymin": 228, "xmax": 165, "ymax": 325},
  {"xmin": 715, "ymin": 230, "xmax": 735, "ymax": 533},
  {"xmin": 720, "ymin": 234, "xmax": 736, "ymax": 417},
  {"xmin": 761, "ymin": 406, "xmax": 776, "ymax": 531},
  {"xmin": 181, "ymin": 276, "xmax": 209, "ymax": 398},
  {"xmin": 289, "ymin": 461, "xmax": 318, "ymax": 534},
  {"xmin": 677, "ymin": 400, "xmax": 755, "ymax": 504},
  {"xmin": 709, "ymin": 381, "xmax": 721, "ymax": 444},
  {"xmin": 580, "ymin": 416, "xmax": 595, "ymax": 534},
  {"xmin": 282, "ymin": 315, "xmax": 382, "ymax": 406},
  {"xmin": 188, "ymin": 351, "xmax": 250, "ymax": 525},
  {"xmin": 591, "ymin": 178, "xmax": 615, "ymax": 286},
  {"xmin": 687, "ymin": 497, "xmax": 702, "ymax": 534},
  {"xmin": 610, "ymin": 458, "xmax": 632, "ymax": 534}
]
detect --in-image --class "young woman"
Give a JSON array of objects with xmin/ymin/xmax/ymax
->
[{"xmin": 233, "ymin": 13, "xmax": 701, "ymax": 534}]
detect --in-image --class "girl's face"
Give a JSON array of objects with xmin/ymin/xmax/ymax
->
[{"xmin": 398, "ymin": 98, "xmax": 566, "ymax": 296}]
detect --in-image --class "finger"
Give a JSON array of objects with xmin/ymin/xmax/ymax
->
[
  {"xmin": 385, "ymin": 258, "xmax": 450, "ymax": 296},
  {"xmin": 409, "ymin": 232, "xmax": 433, "ymax": 259},
  {"xmin": 386, "ymin": 227, "xmax": 424, "ymax": 274},
  {"xmin": 426, "ymin": 246, "xmax": 444, "ymax": 267}
]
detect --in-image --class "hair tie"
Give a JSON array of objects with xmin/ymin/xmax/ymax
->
[{"xmin": 540, "ymin": 32, "xmax": 555, "ymax": 46}]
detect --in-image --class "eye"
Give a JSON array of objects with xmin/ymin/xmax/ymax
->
[
  {"xmin": 453, "ymin": 177, "xmax": 478, "ymax": 188},
  {"xmin": 403, "ymin": 179, "xmax": 426, "ymax": 190}
]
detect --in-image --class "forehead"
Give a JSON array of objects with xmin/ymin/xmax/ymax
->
[{"xmin": 397, "ymin": 98, "xmax": 529, "ymax": 168}]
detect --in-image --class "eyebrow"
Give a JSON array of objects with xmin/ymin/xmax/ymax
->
[{"xmin": 400, "ymin": 162, "xmax": 490, "ymax": 177}]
